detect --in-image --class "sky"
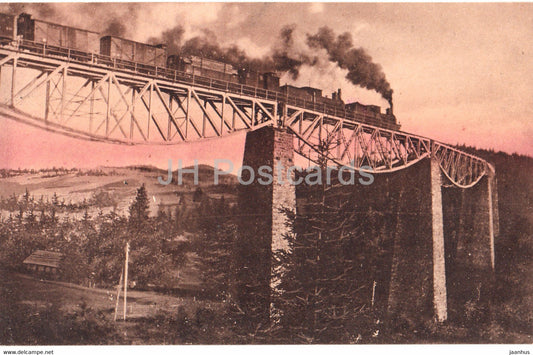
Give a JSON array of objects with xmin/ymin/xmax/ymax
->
[{"xmin": 0, "ymin": 2, "xmax": 532, "ymax": 169}]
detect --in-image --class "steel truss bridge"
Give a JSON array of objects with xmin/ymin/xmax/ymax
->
[{"xmin": 0, "ymin": 44, "xmax": 493, "ymax": 188}]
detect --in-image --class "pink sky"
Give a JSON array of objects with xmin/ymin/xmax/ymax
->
[
  {"xmin": 0, "ymin": 115, "xmax": 246, "ymax": 170},
  {"xmin": 0, "ymin": 3, "xmax": 531, "ymax": 169}
]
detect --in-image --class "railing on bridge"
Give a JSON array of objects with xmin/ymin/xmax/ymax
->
[
  {"xmin": 0, "ymin": 39, "xmax": 493, "ymax": 188},
  {"xmin": 5, "ymin": 39, "xmax": 398, "ymax": 130}
]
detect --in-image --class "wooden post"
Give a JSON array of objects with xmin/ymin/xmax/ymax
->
[
  {"xmin": 113, "ymin": 270, "xmax": 123, "ymax": 322},
  {"xmin": 123, "ymin": 242, "xmax": 130, "ymax": 320},
  {"xmin": 371, "ymin": 280, "xmax": 377, "ymax": 308}
]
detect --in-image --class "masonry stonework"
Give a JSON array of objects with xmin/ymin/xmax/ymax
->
[
  {"xmin": 235, "ymin": 131, "xmax": 498, "ymax": 326},
  {"xmin": 235, "ymin": 125, "xmax": 295, "ymax": 323}
]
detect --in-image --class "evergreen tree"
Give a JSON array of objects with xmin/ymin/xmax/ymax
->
[
  {"xmin": 124, "ymin": 184, "xmax": 186, "ymax": 289},
  {"xmin": 129, "ymin": 184, "xmax": 150, "ymax": 227},
  {"xmin": 195, "ymin": 196, "xmax": 237, "ymax": 300},
  {"xmin": 271, "ymin": 144, "xmax": 385, "ymax": 343}
]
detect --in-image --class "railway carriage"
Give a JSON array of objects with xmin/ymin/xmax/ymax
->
[{"xmin": 0, "ymin": 11, "xmax": 399, "ymax": 130}]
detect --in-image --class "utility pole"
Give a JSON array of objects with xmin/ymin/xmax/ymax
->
[
  {"xmin": 113, "ymin": 270, "xmax": 123, "ymax": 322},
  {"xmin": 123, "ymin": 242, "xmax": 130, "ymax": 320}
]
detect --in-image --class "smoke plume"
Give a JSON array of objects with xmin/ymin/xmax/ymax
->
[
  {"xmin": 0, "ymin": 4, "xmax": 394, "ymax": 103},
  {"xmin": 148, "ymin": 23, "xmax": 320, "ymax": 79},
  {"xmin": 306, "ymin": 26, "xmax": 393, "ymax": 103},
  {"xmin": 270, "ymin": 25, "xmax": 315, "ymax": 79},
  {"xmin": 103, "ymin": 19, "xmax": 127, "ymax": 37}
]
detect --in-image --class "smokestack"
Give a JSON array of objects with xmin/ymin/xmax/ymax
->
[
  {"xmin": 388, "ymin": 97, "xmax": 393, "ymax": 115},
  {"xmin": 337, "ymin": 88, "xmax": 342, "ymax": 101}
]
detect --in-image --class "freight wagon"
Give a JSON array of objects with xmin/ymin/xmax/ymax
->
[
  {"xmin": 346, "ymin": 102, "xmax": 382, "ymax": 115},
  {"xmin": 167, "ymin": 54, "xmax": 240, "ymax": 83},
  {"xmin": 100, "ymin": 35, "xmax": 167, "ymax": 69},
  {"xmin": 0, "ymin": 13, "xmax": 15, "ymax": 43},
  {"xmin": 189, "ymin": 55, "xmax": 237, "ymax": 75},
  {"xmin": 17, "ymin": 13, "xmax": 100, "ymax": 53},
  {"xmin": 281, "ymin": 85, "xmax": 345, "ymax": 109}
]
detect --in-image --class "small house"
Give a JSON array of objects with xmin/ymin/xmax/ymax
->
[{"xmin": 23, "ymin": 250, "xmax": 63, "ymax": 278}]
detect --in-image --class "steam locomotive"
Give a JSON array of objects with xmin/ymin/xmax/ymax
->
[{"xmin": 0, "ymin": 12, "xmax": 399, "ymax": 130}]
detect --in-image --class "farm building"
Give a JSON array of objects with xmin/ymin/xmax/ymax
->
[{"xmin": 23, "ymin": 250, "xmax": 63, "ymax": 278}]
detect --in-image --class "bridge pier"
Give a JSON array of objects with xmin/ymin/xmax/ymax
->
[
  {"xmin": 386, "ymin": 158, "xmax": 440, "ymax": 322},
  {"xmin": 234, "ymin": 128, "xmax": 498, "ymax": 328},
  {"xmin": 235, "ymin": 125, "xmax": 295, "ymax": 324},
  {"xmin": 430, "ymin": 157, "xmax": 448, "ymax": 322},
  {"xmin": 442, "ymin": 173, "xmax": 498, "ymax": 322}
]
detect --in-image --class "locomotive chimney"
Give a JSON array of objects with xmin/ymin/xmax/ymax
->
[
  {"xmin": 337, "ymin": 88, "xmax": 342, "ymax": 101},
  {"xmin": 388, "ymin": 98, "xmax": 393, "ymax": 115}
]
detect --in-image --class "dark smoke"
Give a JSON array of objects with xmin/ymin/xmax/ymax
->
[
  {"xmin": 149, "ymin": 25, "xmax": 185, "ymax": 55},
  {"xmin": 307, "ymin": 26, "xmax": 393, "ymax": 103},
  {"xmin": 150, "ymin": 24, "xmax": 394, "ymax": 103},
  {"xmin": 148, "ymin": 24, "xmax": 319, "ymax": 77},
  {"xmin": 149, "ymin": 26, "xmax": 276, "ymax": 72},
  {"xmin": 181, "ymin": 29, "xmax": 250, "ymax": 65},
  {"xmin": 99, "ymin": 3, "xmax": 140, "ymax": 38},
  {"xmin": 271, "ymin": 25, "xmax": 315, "ymax": 79},
  {"xmin": 32, "ymin": 3, "xmax": 57, "ymax": 18},
  {"xmin": 4, "ymin": 3, "xmax": 57, "ymax": 18},
  {"xmin": 103, "ymin": 19, "xmax": 127, "ymax": 37},
  {"xmin": 2, "ymin": 4, "xmax": 394, "ymax": 102}
]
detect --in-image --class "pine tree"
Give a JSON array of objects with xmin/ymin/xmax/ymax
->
[
  {"xmin": 272, "ymin": 142, "xmax": 384, "ymax": 343},
  {"xmin": 129, "ymin": 184, "xmax": 150, "ymax": 227},
  {"xmin": 195, "ymin": 196, "xmax": 237, "ymax": 300},
  {"xmin": 124, "ymin": 184, "xmax": 184, "ymax": 289}
]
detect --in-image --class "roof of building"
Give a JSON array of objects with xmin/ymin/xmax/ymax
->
[{"xmin": 23, "ymin": 250, "xmax": 63, "ymax": 269}]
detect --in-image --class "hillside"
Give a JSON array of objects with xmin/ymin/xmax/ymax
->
[
  {"xmin": 0, "ymin": 149, "xmax": 531, "ymax": 343},
  {"xmin": 0, "ymin": 164, "xmax": 239, "ymax": 218},
  {"xmin": 456, "ymin": 146, "xmax": 533, "ymax": 334}
]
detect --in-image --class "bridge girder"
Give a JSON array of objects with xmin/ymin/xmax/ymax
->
[
  {"xmin": 0, "ymin": 46, "xmax": 492, "ymax": 188},
  {"xmin": 285, "ymin": 105, "xmax": 491, "ymax": 188},
  {"xmin": 0, "ymin": 48, "xmax": 277, "ymax": 144}
]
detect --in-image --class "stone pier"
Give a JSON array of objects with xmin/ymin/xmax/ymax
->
[
  {"xmin": 442, "ymin": 172, "xmax": 498, "ymax": 321},
  {"xmin": 430, "ymin": 157, "xmax": 448, "ymax": 322},
  {"xmin": 235, "ymin": 130, "xmax": 498, "ymax": 325},
  {"xmin": 235, "ymin": 125, "xmax": 295, "ymax": 323}
]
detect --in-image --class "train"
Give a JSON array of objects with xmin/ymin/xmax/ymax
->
[{"xmin": 0, "ymin": 12, "xmax": 399, "ymax": 130}]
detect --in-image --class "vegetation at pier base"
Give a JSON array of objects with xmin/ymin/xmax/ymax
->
[
  {"xmin": 192, "ymin": 196, "xmax": 238, "ymax": 300},
  {"xmin": 269, "ymin": 191, "xmax": 389, "ymax": 343},
  {"xmin": 0, "ymin": 147, "xmax": 531, "ymax": 344}
]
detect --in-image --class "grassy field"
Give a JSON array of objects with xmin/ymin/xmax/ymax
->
[
  {"xmin": 0, "ymin": 270, "xmax": 234, "ymax": 345},
  {"xmin": 3, "ymin": 270, "xmax": 532, "ymax": 345}
]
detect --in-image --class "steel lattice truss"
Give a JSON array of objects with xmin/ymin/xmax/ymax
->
[
  {"xmin": 0, "ymin": 47, "xmax": 492, "ymax": 188},
  {"xmin": 0, "ymin": 48, "xmax": 277, "ymax": 144},
  {"xmin": 285, "ymin": 105, "xmax": 492, "ymax": 188}
]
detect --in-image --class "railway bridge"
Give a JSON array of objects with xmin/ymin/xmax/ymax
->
[{"xmin": 0, "ymin": 43, "xmax": 498, "ymax": 324}]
